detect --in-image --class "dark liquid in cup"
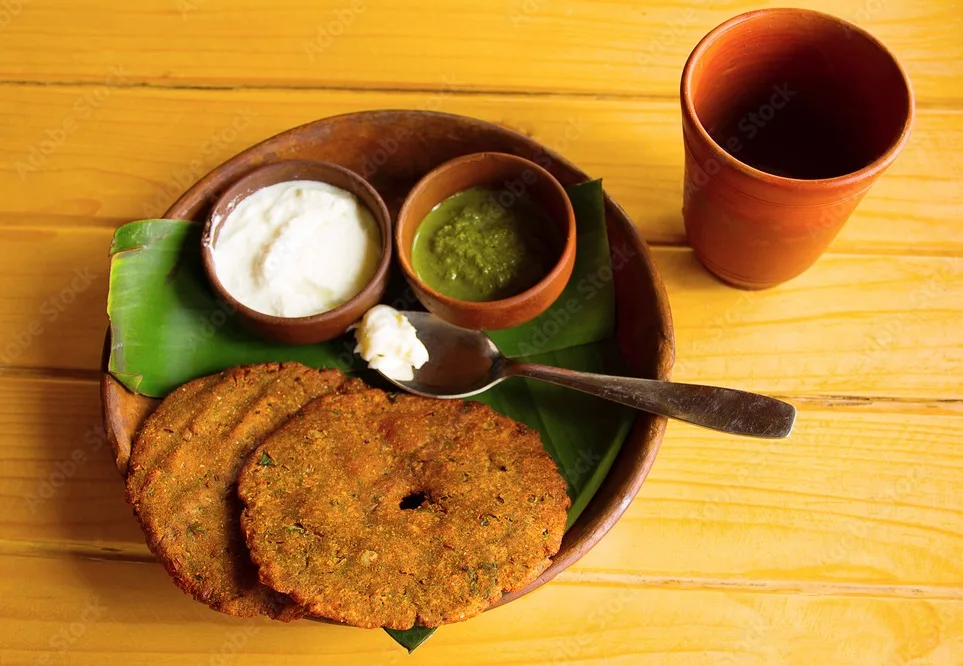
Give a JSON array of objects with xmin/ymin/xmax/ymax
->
[{"xmin": 710, "ymin": 100, "xmax": 874, "ymax": 180}]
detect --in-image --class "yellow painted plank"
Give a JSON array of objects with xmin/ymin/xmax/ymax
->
[
  {"xmin": 0, "ymin": 377, "xmax": 139, "ymax": 547},
  {"xmin": 0, "ymin": 0, "xmax": 960, "ymax": 106},
  {"xmin": 0, "ymin": 227, "xmax": 108, "ymax": 372},
  {"xmin": 0, "ymin": 553, "xmax": 960, "ymax": 665},
  {"xmin": 1, "ymin": 376, "xmax": 961, "ymax": 593},
  {"xmin": 581, "ymin": 401, "xmax": 963, "ymax": 591},
  {"xmin": 1, "ymin": 223, "xmax": 961, "ymax": 396},
  {"xmin": 663, "ymin": 250, "xmax": 963, "ymax": 398},
  {"xmin": 2, "ymin": 86, "xmax": 961, "ymax": 254}
]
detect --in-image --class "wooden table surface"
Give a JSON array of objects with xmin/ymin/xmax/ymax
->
[{"xmin": 1, "ymin": 1, "xmax": 961, "ymax": 664}]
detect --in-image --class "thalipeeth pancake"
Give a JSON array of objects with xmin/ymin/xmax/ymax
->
[
  {"xmin": 126, "ymin": 362, "xmax": 361, "ymax": 620},
  {"xmin": 237, "ymin": 389, "xmax": 570, "ymax": 629}
]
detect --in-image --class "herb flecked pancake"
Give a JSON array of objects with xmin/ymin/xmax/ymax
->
[
  {"xmin": 237, "ymin": 389, "xmax": 570, "ymax": 629},
  {"xmin": 126, "ymin": 363, "xmax": 362, "ymax": 620}
]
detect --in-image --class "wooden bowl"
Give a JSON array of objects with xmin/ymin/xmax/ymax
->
[
  {"xmin": 396, "ymin": 152, "xmax": 577, "ymax": 330},
  {"xmin": 202, "ymin": 160, "xmax": 392, "ymax": 344},
  {"xmin": 101, "ymin": 110, "xmax": 675, "ymax": 617}
]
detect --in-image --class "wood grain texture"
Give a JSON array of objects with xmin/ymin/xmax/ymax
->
[
  {"xmin": 1, "ymin": 0, "xmax": 961, "ymax": 661},
  {"xmin": 0, "ymin": 553, "xmax": 960, "ymax": 665},
  {"xmin": 2, "ymin": 376, "xmax": 961, "ymax": 593},
  {"xmin": 2, "ymin": 85, "xmax": 961, "ymax": 255},
  {"xmin": 0, "ymin": 0, "xmax": 960, "ymax": 105},
  {"xmin": 2, "ymin": 226, "xmax": 960, "ymax": 397},
  {"xmin": 663, "ymin": 250, "xmax": 963, "ymax": 398},
  {"xmin": 0, "ymin": 227, "xmax": 108, "ymax": 372}
]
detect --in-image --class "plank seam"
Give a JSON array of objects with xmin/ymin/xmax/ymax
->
[
  {"xmin": 555, "ymin": 570, "xmax": 963, "ymax": 601},
  {"xmin": 2, "ymin": 539, "xmax": 960, "ymax": 601},
  {"xmin": 2, "ymin": 367, "xmax": 963, "ymax": 409},
  {"xmin": 0, "ymin": 78, "xmax": 959, "ymax": 111}
]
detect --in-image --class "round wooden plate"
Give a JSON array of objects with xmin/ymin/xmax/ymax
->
[{"xmin": 101, "ymin": 110, "xmax": 675, "ymax": 617}]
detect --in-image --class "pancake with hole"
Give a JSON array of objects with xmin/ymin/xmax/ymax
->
[
  {"xmin": 127, "ymin": 362, "xmax": 361, "ymax": 620},
  {"xmin": 237, "ymin": 389, "xmax": 570, "ymax": 629}
]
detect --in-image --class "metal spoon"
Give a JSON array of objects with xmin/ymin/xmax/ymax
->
[{"xmin": 377, "ymin": 311, "xmax": 796, "ymax": 439}]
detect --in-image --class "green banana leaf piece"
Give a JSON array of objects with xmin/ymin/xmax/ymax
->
[
  {"xmin": 108, "ymin": 220, "xmax": 363, "ymax": 396},
  {"xmin": 487, "ymin": 178, "xmax": 614, "ymax": 357},
  {"xmin": 106, "ymin": 180, "xmax": 633, "ymax": 652},
  {"xmin": 384, "ymin": 625, "xmax": 436, "ymax": 653}
]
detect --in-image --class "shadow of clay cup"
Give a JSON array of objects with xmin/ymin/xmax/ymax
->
[{"xmin": 680, "ymin": 8, "xmax": 914, "ymax": 289}]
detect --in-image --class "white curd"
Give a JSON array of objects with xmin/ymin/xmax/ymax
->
[
  {"xmin": 210, "ymin": 180, "xmax": 381, "ymax": 318},
  {"xmin": 353, "ymin": 305, "xmax": 429, "ymax": 381}
]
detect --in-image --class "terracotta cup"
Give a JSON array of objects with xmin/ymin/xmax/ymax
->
[{"xmin": 680, "ymin": 8, "xmax": 914, "ymax": 289}]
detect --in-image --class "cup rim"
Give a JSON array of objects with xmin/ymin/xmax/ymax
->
[
  {"xmin": 680, "ymin": 7, "xmax": 915, "ymax": 190},
  {"xmin": 395, "ymin": 151, "xmax": 577, "ymax": 315},
  {"xmin": 201, "ymin": 159, "xmax": 393, "ymax": 327}
]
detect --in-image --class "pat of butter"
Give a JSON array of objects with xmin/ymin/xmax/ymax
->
[{"xmin": 353, "ymin": 306, "xmax": 429, "ymax": 381}]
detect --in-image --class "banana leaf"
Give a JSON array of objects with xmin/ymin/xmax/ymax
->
[
  {"xmin": 106, "ymin": 180, "xmax": 633, "ymax": 652},
  {"xmin": 487, "ymin": 179, "xmax": 614, "ymax": 357},
  {"xmin": 108, "ymin": 220, "xmax": 362, "ymax": 396}
]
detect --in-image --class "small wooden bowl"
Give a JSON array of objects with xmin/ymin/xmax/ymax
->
[
  {"xmin": 201, "ymin": 160, "xmax": 392, "ymax": 344},
  {"xmin": 396, "ymin": 152, "xmax": 577, "ymax": 330}
]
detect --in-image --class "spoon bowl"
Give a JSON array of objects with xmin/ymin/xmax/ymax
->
[
  {"xmin": 382, "ymin": 311, "xmax": 796, "ymax": 439},
  {"xmin": 389, "ymin": 311, "xmax": 505, "ymax": 398}
]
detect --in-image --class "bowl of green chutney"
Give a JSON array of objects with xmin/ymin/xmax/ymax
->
[{"xmin": 396, "ymin": 152, "xmax": 577, "ymax": 330}]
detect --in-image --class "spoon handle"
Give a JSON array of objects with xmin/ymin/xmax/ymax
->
[{"xmin": 506, "ymin": 363, "xmax": 796, "ymax": 438}]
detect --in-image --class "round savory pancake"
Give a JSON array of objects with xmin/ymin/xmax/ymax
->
[
  {"xmin": 126, "ymin": 362, "xmax": 360, "ymax": 620},
  {"xmin": 237, "ymin": 389, "xmax": 570, "ymax": 629}
]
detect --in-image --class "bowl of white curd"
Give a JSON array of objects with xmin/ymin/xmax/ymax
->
[{"xmin": 201, "ymin": 160, "xmax": 392, "ymax": 344}]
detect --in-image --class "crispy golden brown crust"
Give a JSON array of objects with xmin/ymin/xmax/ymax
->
[
  {"xmin": 126, "ymin": 363, "xmax": 360, "ymax": 620},
  {"xmin": 237, "ymin": 389, "xmax": 570, "ymax": 629}
]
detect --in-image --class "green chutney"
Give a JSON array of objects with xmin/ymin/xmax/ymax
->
[{"xmin": 411, "ymin": 187, "xmax": 562, "ymax": 302}]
